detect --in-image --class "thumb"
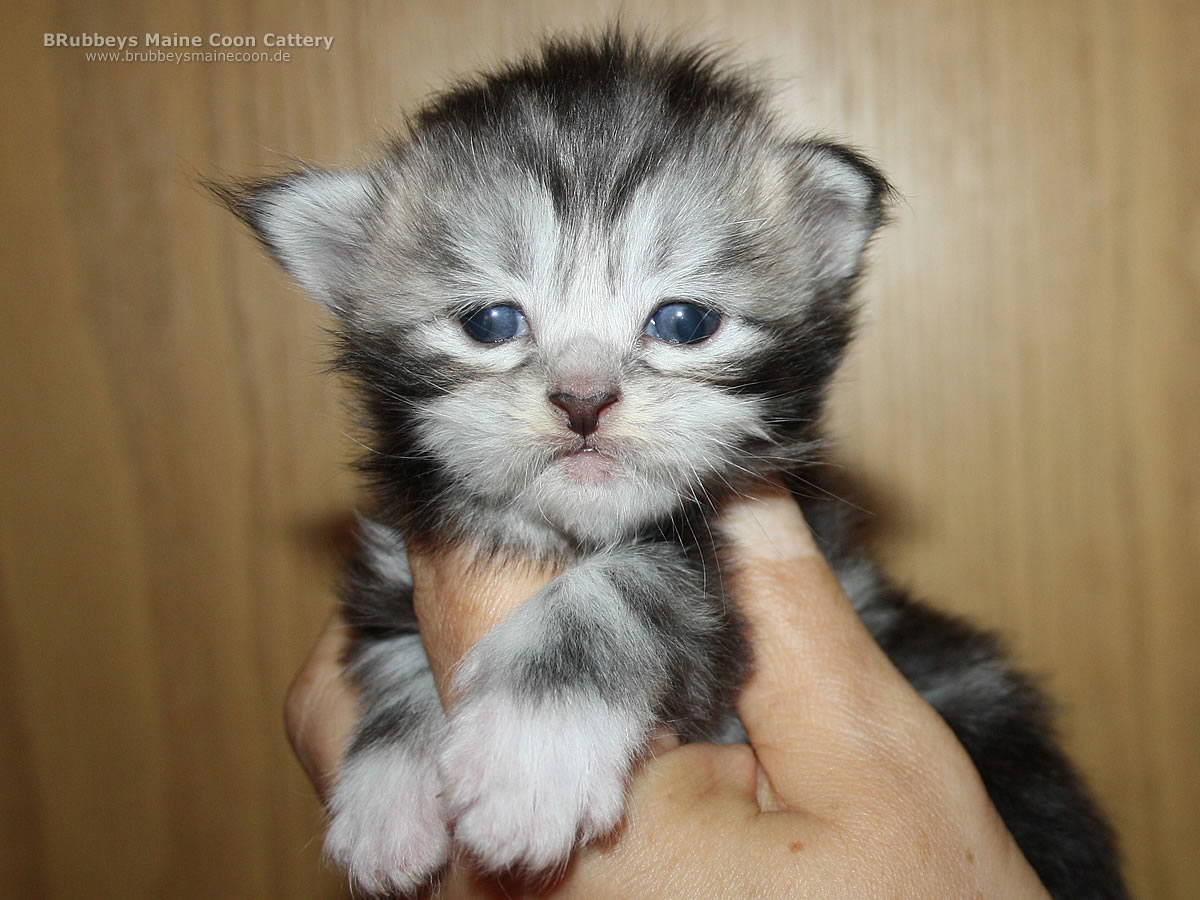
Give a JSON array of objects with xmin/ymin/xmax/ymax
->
[{"xmin": 720, "ymin": 487, "xmax": 913, "ymax": 808}]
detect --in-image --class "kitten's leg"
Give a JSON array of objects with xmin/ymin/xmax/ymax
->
[
  {"xmin": 323, "ymin": 522, "xmax": 450, "ymax": 895},
  {"xmin": 438, "ymin": 543, "xmax": 735, "ymax": 874},
  {"xmin": 853, "ymin": 577, "xmax": 1128, "ymax": 900}
]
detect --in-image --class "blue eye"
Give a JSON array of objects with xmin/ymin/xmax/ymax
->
[
  {"xmin": 461, "ymin": 304, "xmax": 529, "ymax": 343},
  {"xmin": 645, "ymin": 302, "xmax": 721, "ymax": 344}
]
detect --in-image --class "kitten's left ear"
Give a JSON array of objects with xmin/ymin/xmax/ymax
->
[
  {"xmin": 778, "ymin": 140, "xmax": 892, "ymax": 285},
  {"xmin": 209, "ymin": 168, "xmax": 382, "ymax": 314}
]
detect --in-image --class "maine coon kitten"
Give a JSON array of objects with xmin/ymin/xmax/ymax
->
[{"xmin": 217, "ymin": 33, "xmax": 1127, "ymax": 898}]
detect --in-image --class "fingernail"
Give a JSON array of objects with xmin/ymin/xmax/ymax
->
[{"xmin": 721, "ymin": 491, "xmax": 819, "ymax": 561}]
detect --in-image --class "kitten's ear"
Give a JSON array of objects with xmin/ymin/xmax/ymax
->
[
  {"xmin": 209, "ymin": 168, "xmax": 381, "ymax": 314},
  {"xmin": 778, "ymin": 140, "xmax": 892, "ymax": 285}
]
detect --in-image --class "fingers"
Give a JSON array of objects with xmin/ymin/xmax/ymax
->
[
  {"xmin": 407, "ymin": 542, "xmax": 560, "ymax": 702},
  {"xmin": 720, "ymin": 487, "xmax": 926, "ymax": 809},
  {"xmin": 283, "ymin": 613, "xmax": 361, "ymax": 800},
  {"xmin": 283, "ymin": 543, "xmax": 560, "ymax": 801}
]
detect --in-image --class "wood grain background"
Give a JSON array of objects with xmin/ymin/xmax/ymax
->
[{"xmin": 2, "ymin": 1, "xmax": 1196, "ymax": 897}]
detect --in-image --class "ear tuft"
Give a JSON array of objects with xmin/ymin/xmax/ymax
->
[
  {"xmin": 207, "ymin": 168, "xmax": 381, "ymax": 313},
  {"xmin": 783, "ymin": 140, "xmax": 893, "ymax": 285}
]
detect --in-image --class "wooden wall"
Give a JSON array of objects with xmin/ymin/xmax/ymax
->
[{"xmin": 2, "ymin": 1, "xmax": 1195, "ymax": 896}]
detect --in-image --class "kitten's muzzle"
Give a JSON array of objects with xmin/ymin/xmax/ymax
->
[{"xmin": 548, "ymin": 391, "xmax": 619, "ymax": 437}]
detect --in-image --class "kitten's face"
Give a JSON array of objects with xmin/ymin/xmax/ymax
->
[
  {"xmin": 374, "ymin": 158, "xmax": 777, "ymax": 540},
  {"xmin": 221, "ymin": 39, "xmax": 887, "ymax": 545}
]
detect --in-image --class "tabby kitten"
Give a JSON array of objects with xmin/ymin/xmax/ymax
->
[{"xmin": 218, "ymin": 32, "xmax": 1126, "ymax": 898}]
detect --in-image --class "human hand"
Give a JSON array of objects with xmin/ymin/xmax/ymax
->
[{"xmin": 286, "ymin": 487, "xmax": 1050, "ymax": 897}]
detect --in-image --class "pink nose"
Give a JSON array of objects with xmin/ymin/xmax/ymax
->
[{"xmin": 548, "ymin": 391, "xmax": 619, "ymax": 437}]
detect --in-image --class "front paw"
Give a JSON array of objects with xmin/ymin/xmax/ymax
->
[
  {"xmin": 439, "ymin": 692, "xmax": 645, "ymax": 873},
  {"xmin": 324, "ymin": 743, "xmax": 450, "ymax": 895}
]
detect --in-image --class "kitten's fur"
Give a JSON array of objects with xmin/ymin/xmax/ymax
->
[{"xmin": 218, "ymin": 32, "xmax": 1126, "ymax": 898}]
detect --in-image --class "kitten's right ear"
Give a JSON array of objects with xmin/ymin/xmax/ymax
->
[{"xmin": 209, "ymin": 169, "xmax": 381, "ymax": 314}]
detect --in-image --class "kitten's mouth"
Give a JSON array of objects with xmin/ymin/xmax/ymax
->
[{"xmin": 556, "ymin": 436, "xmax": 608, "ymax": 458}]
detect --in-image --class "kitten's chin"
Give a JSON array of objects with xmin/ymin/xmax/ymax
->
[{"xmin": 520, "ymin": 460, "xmax": 678, "ymax": 543}]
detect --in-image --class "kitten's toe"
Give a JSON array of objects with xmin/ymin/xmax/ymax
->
[
  {"xmin": 324, "ymin": 743, "xmax": 450, "ymax": 895},
  {"xmin": 439, "ymin": 692, "xmax": 642, "ymax": 874}
]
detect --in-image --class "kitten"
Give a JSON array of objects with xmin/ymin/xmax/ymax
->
[{"xmin": 217, "ymin": 32, "xmax": 1127, "ymax": 898}]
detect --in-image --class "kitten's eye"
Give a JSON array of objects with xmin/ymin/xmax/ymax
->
[
  {"xmin": 460, "ymin": 304, "xmax": 529, "ymax": 343},
  {"xmin": 644, "ymin": 302, "xmax": 721, "ymax": 345}
]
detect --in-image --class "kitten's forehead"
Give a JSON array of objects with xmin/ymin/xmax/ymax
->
[
  {"xmin": 529, "ymin": 179, "xmax": 757, "ymax": 353},
  {"xmin": 386, "ymin": 147, "xmax": 769, "ymax": 330}
]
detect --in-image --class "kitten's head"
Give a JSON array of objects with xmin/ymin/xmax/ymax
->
[{"xmin": 218, "ymin": 33, "xmax": 889, "ymax": 547}]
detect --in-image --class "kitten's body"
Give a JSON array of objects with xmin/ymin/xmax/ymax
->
[{"xmin": 220, "ymin": 33, "xmax": 1126, "ymax": 898}]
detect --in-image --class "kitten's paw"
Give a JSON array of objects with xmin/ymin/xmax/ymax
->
[
  {"xmin": 324, "ymin": 743, "xmax": 450, "ymax": 895},
  {"xmin": 439, "ymin": 692, "xmax": 644, "ymax": 873}
]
